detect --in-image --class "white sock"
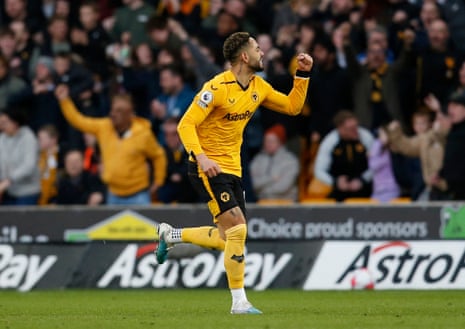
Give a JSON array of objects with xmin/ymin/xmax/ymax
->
[
  {"xmin": 231, "ymin": 288, "xmax": 247, "ymax": 305},
  {"xmin": 167, "ymin": 228, "xmax": 183, "ymax": 243}
]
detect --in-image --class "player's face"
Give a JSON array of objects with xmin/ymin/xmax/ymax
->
[{"xmin": 246, "ymin": 38, "xmax": 264, "ymax": 72}]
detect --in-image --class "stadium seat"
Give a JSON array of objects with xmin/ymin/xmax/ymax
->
[
  {"xmin": 343, "ymin": 198, "xmax": 379, "ymax": 204},
  {"xmin": 300, "ymin": 198, "xmax": 337, "ymax": 204},
  {"xmin": 389, "ymin": 197, "xmax": 412, "ymax": 204},
  {"xmin": 256, "ymin": 199, "xmax": 294, "ymax": 205}
]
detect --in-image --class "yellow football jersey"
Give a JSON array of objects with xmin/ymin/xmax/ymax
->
[{"xmin": 178, "ymin": 70, "xmax": 310, "ymax": 177}]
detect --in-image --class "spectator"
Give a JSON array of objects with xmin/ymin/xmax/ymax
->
[
  {"xmin": 314, "ymin": 111, "xmax": 374, "ymax": 202},
  {"xmin": 9, "ymin": 20, "xmax": 40, "ymax": 82},
  {"xmin": 0, "ymin": 107, "xmax": 41, "ymax": 205},
  {"xmin": 120, "ymin": 42, "xmax": 160, "ymax": 118},
  {"xmin": 457, "ymin": 60, "xmax": 465, "ymax": 94},
  {"xmin": 430, "ymin": 90, "xmax": 465, "ymax": 200},
  {"xmin": 70, "ymin": 1, "xmax": 112, "ymax": 81},
  {"xmin": 82, "ymin": 132, "xmax": 101, "ymax": 175},
  {"xmin": 145, "ymin": 14, "xmax": 184, "ymax": 57},
  {"xmin": 200, "ymin": 9, "xmax": 242, "ymax": 66},
  {"xmin": 312, "ymin": 0, "xmax": 354, "ymax": 34},
  {"xmin": 168, "ymin": 18, "xmax": 222, "ymax": 90},
  {"xmin": 0, "ymin": 53, "xmax": 30, "ymax": 111},
  {"xmin": 414, "ymin": 19, "xmax": 462, "ymax": 107},
  {"xmin": 225, "ymin": 0, "xmax": 258, "ymax": 35},
  {"xmin": 271, "ymin": 0, "xmax": 312, "ymax": 40},
  {"xmin": 150, "ymin": 64, "xmax": 195, "ymax": 141},
  {"xmin": 386, "ymin": 95, "xmax": 448, "ymax": 200},
  {"xmin": 368, "ymin": 126, "xmax": 400, "ymax": 202},
  {"xmin": 204, "ymin": 0, "xmax": 258, "ymax": 37},
  {"xmin": 157, "ymin": 117, "xmax": 197, "ymax": 203},
  {"xmin": 110, "ymin": 0, "xmax": 154, "ymax": 46},
  {"xmin": 37, "ymin": 124, "xmax": 61, "ymax": 205},
  {"xmin": 437, "ymin": 0, "xmax": 465, "ymax": 53},
  {"xmin": 154, "ymin": 0, "xmax": 203, "ymax": 35},
  {"xmin": 55, "ymin": 84, "xmax": 167, "ymax": 205},
  {"xmin": 30, "ymin": 56, "xmax": 66, "ymax": 137},
  {"xmin": 303, "ymin": 34, "xmax": 352, "ymax": 140},
  {"xmin": 250, "ymin": 124, "xmax": 299, "ymax": 202},
  {"xmin": 40, "ymin": 15, "xmax": 71, "ymax": 57},
  {"xmin": 0, "ymin": 27, "xmax": 22, "ymax": 77},
  {"xmin": 339, "ymin": 24, "xmax": 415, "ymax": 131},
  {"xmin": 357, "ymin": 25, "xmax": 395, "ymax": 65},
  {"xmin": 2, "ymin": 0, "xmax": 44, "ymax": 37},
  {"xmin": 53, "ymin": 51, "xmax": 96, "ymax": 148},
  {"xmin": 56, "ymin": 149, "xmax": 105, "ymax": 205},
  {"xmin": 406, "ymin": 1, "xmax": 441, "ymax": 52},
  {"xmin": 54, "ymin": 0, "xmax": 79, "ymax": 28}
]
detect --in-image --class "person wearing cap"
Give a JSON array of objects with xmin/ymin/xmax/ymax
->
[
  {"xmin": 0, "ymin": 107, "xmax": 41, "ymax": 205},
  {"xmin": 430, "ymin": 90, "xmax": 465, "ymax": 200},
  {"xmin": 250, "ymin": 123, "xmax": 299, "ymax": 201}
]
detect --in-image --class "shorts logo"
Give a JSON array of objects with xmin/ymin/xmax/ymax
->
[{"xmin": 220, "ymin": 192, "xmax": 230, "ymax": 202}]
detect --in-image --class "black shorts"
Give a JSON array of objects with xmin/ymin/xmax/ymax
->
[{"xmin": 188, "ymin": 161, "xmax": 246, "ymax": 220}]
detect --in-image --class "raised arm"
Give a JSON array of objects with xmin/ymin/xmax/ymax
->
[
  {"xmin": 55, "ymin": 84, "xmax": 102, "ymax": 135},
  {"xmin": 261, "ymin": 53, "xmax": 313, "ymax": 115}
]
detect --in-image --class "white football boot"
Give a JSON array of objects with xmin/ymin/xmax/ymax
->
[
  {"xmin": 230, "ymin": 300, "xmax": 263, "ymax": 314},
  {"xmin": 155, "ymin": 223, "xmax": 176, "ymax": 264}
]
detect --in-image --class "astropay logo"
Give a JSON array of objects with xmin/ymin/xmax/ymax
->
[
  {"xmin": 0, "ymin": 245, "xmax": 57, "ymax": 291},
  {"xmin": 97, "ymin": 244, "xmax": 291, "ymax": 290},
  {"xmin": 303, "ymin": 241, "xmax": 465, "ymax": 290}
]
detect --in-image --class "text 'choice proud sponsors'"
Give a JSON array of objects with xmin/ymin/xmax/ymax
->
[{"xmin": 248, "ymin": 217, "xmax": 428, "ymax": 240}]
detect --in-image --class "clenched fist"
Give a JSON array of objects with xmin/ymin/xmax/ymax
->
[{"xmin": 296, "ymin": 53, "xmax": 314, "ymax": 72}]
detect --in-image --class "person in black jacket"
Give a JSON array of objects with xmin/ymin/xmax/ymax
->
[
  {"xmin": 314, "ymin": 111, "xmax": 375, "ymax": 201},
  {"xmin": 430, "ymin": 90, "xmax": 465, "ymax": 200},
  {"xmin": 156, "ymin": 117, "xmax": 197, "ymax": 203},
  {"xmin": 56, "ymin": 149, "xmax": 105, "ymax": 205},
  {"xmin": 70, "ymin": 2, "xmax": 112, "ymax": 81}
]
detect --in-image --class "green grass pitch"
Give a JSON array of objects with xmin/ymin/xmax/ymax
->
[{"xmin": 1, "ymin": 289, "xmax": 463, "ymax": 329}]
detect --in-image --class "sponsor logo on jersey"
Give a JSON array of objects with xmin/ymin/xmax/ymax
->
[{"xmin": 223, "ymin": 111, "xmax": 253, "ymax": 121}]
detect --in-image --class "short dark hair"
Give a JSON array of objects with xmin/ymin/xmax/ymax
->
[
  {"xmin": 333, "ymin": 110, "xmax": 357, "ymax": 127},
  {"xmin": 2, "ymin": 106, "xmax": 28, "ymax": 127},
  {"xmin": 223, "ymin": 32, "xmax": 250, "ymax": 63},
  {"xmin": 159, "ymin": 63, "xmax": 184, "ymax": 79},
  {"xmin": 39, "ymin": 124, "xmax": 60, "ymax": 139},
  {"xmin": 145, "ymin": 15, "xmax": 168, "ymax": 32},
  {"xmin": 412, "ymin": 107, "xmax": 435, "ymax": 123},
  {"xmin": 312, "ymin": 35, "xmax": 336, "ymax": 54}
]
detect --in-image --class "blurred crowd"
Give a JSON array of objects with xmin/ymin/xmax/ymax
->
[{"xmin": 0, "ymin": 0, "xmax": 464, "ymax": 206}]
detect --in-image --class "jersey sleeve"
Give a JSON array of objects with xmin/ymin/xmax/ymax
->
[
  {"xmin": 260, "ymin": 75, "xmax": 310, "ymax": 116},
  {"xmin": 177, "ymin": 82, "xmax": 224, "ymax": 157}
]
